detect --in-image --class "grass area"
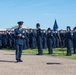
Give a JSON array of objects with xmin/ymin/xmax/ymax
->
[
  {"xmin": 2, "ymin": 48, "xmax": 76, "ymax": 59},
  {"xmin": 52, "ymin": 48, "xmax": 76, "ymax": 59},
  {"xmin": 22, "ymin": 48, "xmax": 66, "ymax": 56},
  {"xmin": 22, "ymin": 48, "xmax": 76, "ymax": 59}
]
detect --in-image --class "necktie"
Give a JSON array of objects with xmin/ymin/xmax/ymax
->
[{"xmin": 19, "ymin": 28, "xmax": 22, "ymax": 31}]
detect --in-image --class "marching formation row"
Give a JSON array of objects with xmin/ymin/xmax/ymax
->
[{"xmin": 0, "ymin": 25, "xmax": 76, "ymax": 56}]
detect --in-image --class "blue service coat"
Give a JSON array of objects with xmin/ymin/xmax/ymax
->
[
  {"xmin": 65, "ymin": 31, "xmax": 73, "ymax": 56},
  {"xmin": 47, "ymin": 32, "xmax": 53, "ymax": 54},
  {"xmin": 14, "ymin": 28, "xmax": 26, "ymax": 45},
  {"xmin": 36, "ymin": 28, "xmax": 43, "ymax": 55}
]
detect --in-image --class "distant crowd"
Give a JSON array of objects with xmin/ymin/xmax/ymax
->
[{"xmin": 0, "ymin": 26, "xmax": 76, "ymax": 56}]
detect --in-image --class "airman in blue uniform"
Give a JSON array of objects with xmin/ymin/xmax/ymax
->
[
  {"xmin": 47, "ymin": 28, "xmax": 53, "ymax": 54},
  {"xmin": 73, "ymin": 27, "xmax": 76, "ymax": 54},
  {"xmin": 29, "ymin": 29, "xmax": 36, "ymax": 49},
  {"xmin": 0, "ymin": 32, "xmax": 2, "ymax": 49},
  {"xmin": 36, "ymin": 23, "xmax": 43, "ymax": 55},
  {"xmin": 42, "ymin": 30, "xmax": 47, "ymax": 49},
  {"xmin": 11, "ymin": 31, "xmax": 15, "ymax": 49},
  {"xmin": 7, "ymin": 31, "xmax": 12, "ymax": 49},
  {"xmin": 65, "ymin": 26, "xmax": 73, "ymax": 56},
  {"xmin": 26, "ymin": 30, "xmax": 30, "ymax": 49},
  {"xmin": 23, "ymin": 35, "xmax": 26, "ymax": 50},
  {"xmin": 52, "ymin": 30, "xmax": 56, "ymax": 48},
  {"xmin": 56, "ymin": 31, "xmax": 60, "ymax": 48},
  {"xmin": 2, "ymin": 31, "xmax": 8, "ymax": 48},
  {"xmin": 14, "ymin": 21, "xmax": 26, "ymax": 62},
  {"xmin": 60, "ymin": 30, "xmax": 65, "ymax": 48}
]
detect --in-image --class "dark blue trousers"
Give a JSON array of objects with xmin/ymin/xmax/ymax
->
[
  {"xmin": 47, "ymin": 39, "xmax": 53, "ymax": 54},
  {"xmin": 73, "ymin": 39, "xmax": 76, "ymax": 54},
  {"xmin": 37, "ymin": 37, "xmax": 43, "ymax": 55},
  {"xmin": 66, "ymin": 39, "xmax": 72, "ymax": 56},
  {"xmin": 16, "ymin": 45, "xmax": 23, "ymax": 60}
]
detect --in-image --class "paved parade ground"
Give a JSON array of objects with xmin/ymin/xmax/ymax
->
[{"xmin": 0, "ymin": 50, "xmax": 76, "ymax": 75}]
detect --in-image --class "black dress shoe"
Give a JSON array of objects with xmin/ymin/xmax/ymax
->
[
  {"xmin": 66, "ymin": 54, "xmax": 71, "ymax": 56},
  {"xmin": 16, "ymin": 60, "xmax": 19, "ymax": 63},
  {"xmin": 19, "ymin": 60, "xmax": 23, "ymax": 62},
  {"xmin": 36, "ymin": 54, "xmax": 43, "ymax": 55},
  {"xmin": 36, "ymin": 54, "xmax": 39, "ymax": 55}
]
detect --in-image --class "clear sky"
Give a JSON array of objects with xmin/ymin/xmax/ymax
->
[{"xmin": 0, "ymin": 0, "xmax": 76, "ymax": 30}]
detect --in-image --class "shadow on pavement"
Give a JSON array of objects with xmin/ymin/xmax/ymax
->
[
  {"xmin": 4, "ymin": 54, "xmax": 36, "ymax": 56},
  {"xmin": 47, "ymin": 62, "xmax": 61, "ymax": 65},
  {"xmin": 0, "ymin": 60, "xmax": 17, "ymax": 63},
  {"xmin": 4, "ymin": 54, "xmax": 15, "ymax": 55}
]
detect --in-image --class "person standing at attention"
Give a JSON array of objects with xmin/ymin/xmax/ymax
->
[{"xmin": 36, "ymin": 23, "xmax": 43, "ymax": 55}]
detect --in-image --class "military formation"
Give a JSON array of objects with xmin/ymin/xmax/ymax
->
[{"xmin": 0, "ymin": 21, "xmax": 76, "ymax": 62}]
